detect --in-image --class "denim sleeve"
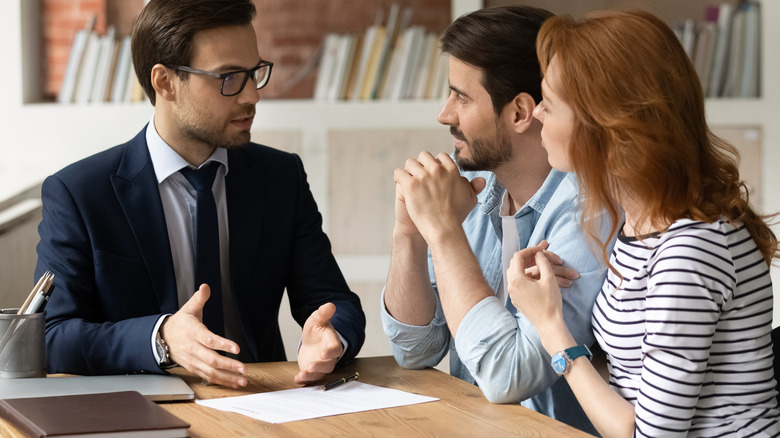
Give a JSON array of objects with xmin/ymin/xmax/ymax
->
[
  {"xmin": 380, "ymin": 286, "xmax": 450, "ymax": 369},
  {"xmin": 454, "ymin": 193, "xmax": 610, "ymax": 403},
  {"xmin": 455, "ymin": 269, "xmax": 606, "ymax": 403},
  {"xmin": 454, "ymin": 296, "xmax": 553, "ymax": 403}
]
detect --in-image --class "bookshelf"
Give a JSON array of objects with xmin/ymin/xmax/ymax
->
[{"xmin": 1, "ymin": 0, "xmax": 779, "ymax": 356}]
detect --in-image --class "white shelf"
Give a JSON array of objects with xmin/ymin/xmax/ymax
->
[{"xmin": 706, "ymin": 99, "xmax": 766, "ymax": 126}]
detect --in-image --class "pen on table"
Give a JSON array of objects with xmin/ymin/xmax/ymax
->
[{"xmin": 322, "ymin": 372, "xmax": 359, "ymax": 391}]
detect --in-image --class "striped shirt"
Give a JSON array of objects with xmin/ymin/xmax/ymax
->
[{"xmin": 593, "ymin": 218, "xmax": 780, "ymax": 437}]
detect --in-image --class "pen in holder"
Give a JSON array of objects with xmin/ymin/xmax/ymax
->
[{"xmin": 0, "ymin": 309, "xmax": 46, "ymax": 378}]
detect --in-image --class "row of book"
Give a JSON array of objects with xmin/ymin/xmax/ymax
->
[
  {"xmin": 676, "ymin": 1, "xmax": 761, "ymax": 99},
  {"xmin": 59, "ymin": 17, "xmax": 146, "ymax": 104},
  {"xmin": 313, "ymin": 5, "xmax": 449, "ymax": 102}
]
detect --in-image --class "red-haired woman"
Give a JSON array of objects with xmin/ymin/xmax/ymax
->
[{"xmin": 508, "ymin": 10, "xmax": 780, "ymax": 437}]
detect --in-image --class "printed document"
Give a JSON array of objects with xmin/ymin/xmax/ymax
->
[{"xmin": 195, "ymin": 381, "xmax": 438, "ymax": 423}]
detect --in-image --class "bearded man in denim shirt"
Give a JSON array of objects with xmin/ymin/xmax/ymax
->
[{"xmin": 381, "ymin": 7, "xmax": 615, "ymax": 435}]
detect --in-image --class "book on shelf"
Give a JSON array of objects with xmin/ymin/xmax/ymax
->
[
  {"xmin": 369, "ymin": 4, "xmax": 403, "ymax": 100},
  {"xmin": 678, "ymin": 18, "xmax": 696, "ymax": 59},
  {"xmin": 403, "ymin": 29, "xmax": 435, "ymax": 100},
  {"xmin": 74, "ymin": 29, "xmax": 102, "ymax": 104},
  {"xmin": 673, "ymin": 1, "xmax": 761, "ymax": 99},
  {"xmin": 377, "ymin": 7, "xmax": 413, "ymax": 99},
  {"xmin": 692, "ymin": 20, "xmax": 717, "ymax": 92},
  {"xmin": 358, "ymin": 27, "xmax": 388, "ymax": 100},
  {"xmin": 58, "ymin": 21, "xmax": 147, "ymax": 104},
  {"xmin": 111, "ymin": 36, "xmax": 133, "ymax": 103},
  {"xmin": 738, "ymin": 1, "xmax": 761, "ymax": 98},
  {"xmin": 90, "ymin": 26, "xmax": 117, "ymax": 103},
  {"xmin": 342, "ymin": 33, "xmax": 365, "ymax": 101},
  {"xmin": 315, "ymin": 4, "xmax": 449, "ymax": 102},
  {"xmin": 349, "ymin": 25, "xmax": 381, "ymax": 100},
  {"xmin": 411, "ymin": 32, "xmax": 439, "ymax": 99},
  {"xmin": 59, "ymin": 15, "xmax": 95, "ymax": 103},
  {"xmin": 722, "ymin": 3, "xmax": 747, "ymax": 98},
  {"xmin": 328, "ymin": 34, "xmax": 359, "ymax": 101},
  {"xmin": 59, "ymin": 30, "xmax": 88, "ymax": 103},
  {"xmin": 0, "ymin": 390, "xmax": 190, "ymax": 437},
  {"xmin": 384, "ymin": 26, "xmax": 425, "ymax": 100},
  {"xmin": 313, "ymin": 33, "xmax": 342, "ymax": 101},
  {"xmin": 128, "ymin": 68, "xmax": 147, "ymax": 103},
  {"xmin": 433, "ymin": 54, "xmax": 451, "ymax": 100}
]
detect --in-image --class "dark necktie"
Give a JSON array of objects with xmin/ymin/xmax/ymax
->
[{"xmin": 180, "ymin": 162, "xmax": 224, "ymax": 336}]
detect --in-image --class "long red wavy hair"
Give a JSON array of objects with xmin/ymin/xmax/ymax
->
[{"xmin": 536, "ymin": 10, "xmax": 778, "ymax": 266}]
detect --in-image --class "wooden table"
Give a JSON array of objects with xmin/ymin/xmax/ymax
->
[{"xmin": 1, "ymin": 356, "xmax": 594, "ymax": 437}]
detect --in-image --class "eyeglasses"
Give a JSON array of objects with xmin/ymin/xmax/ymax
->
[{"xmin": 172, "ymin": 60, "xmax": 273, "ymax": 96}]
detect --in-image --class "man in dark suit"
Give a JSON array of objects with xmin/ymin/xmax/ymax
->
[{"xmin": 35, "ymin": 0, "xmax": 365, "ymax": 388}]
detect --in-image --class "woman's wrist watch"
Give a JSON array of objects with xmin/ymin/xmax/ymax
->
[{"xmin": 551, "ymin": 345, "xmax": 592, "ymax": 376}]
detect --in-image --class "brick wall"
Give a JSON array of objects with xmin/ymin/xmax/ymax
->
[{"xmin": 40, "ymin": 0, "xmax": 451, "ymax": 101}]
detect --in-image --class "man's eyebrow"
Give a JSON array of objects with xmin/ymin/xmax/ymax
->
[
  {"xmin": 449, "ymin": 84, "xmax": 471, "ymax": 99},
  {"xmin": 213, "ymin": 59, "xmax": 263, "ymax": 72}
]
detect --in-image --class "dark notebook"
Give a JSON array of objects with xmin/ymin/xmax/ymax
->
[{"xmin": 0, "ymin": 390, "xmax": 190, "ymax": 437}]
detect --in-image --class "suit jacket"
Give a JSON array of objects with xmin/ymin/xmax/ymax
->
[{"xmin": 36, "ymin": 127, "xmax": 366, "ymax": 375}]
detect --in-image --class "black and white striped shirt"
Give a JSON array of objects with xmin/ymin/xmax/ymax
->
[{"xmin": 593, "ymin": 218, "xmax": 780, "ymax": 437}]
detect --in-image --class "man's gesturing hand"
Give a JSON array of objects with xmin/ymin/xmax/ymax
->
[
  {"xmin": 161, "ymin": 284, "xmax": 247, "ymax": 388},
  {"xmin": 295, "ymin": 303, "xmax": 343, "ymax": 384}
]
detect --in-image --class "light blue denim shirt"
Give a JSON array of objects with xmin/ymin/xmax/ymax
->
[{"xmin": 381, "ymin": 169, "xmax": 614, "ymax": 435}]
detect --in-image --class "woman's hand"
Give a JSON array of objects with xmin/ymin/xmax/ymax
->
[{"xmin": 507, "ymin": 243, "xmax": 567, "ymax": 343}]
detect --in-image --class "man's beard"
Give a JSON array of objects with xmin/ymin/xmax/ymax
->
[
  {"xmin": 451, "ymin": 125, "xmax": 512, "ymax": 172},
  {"xmin": 179, "ymin": 104, "xmax": 255, "ymax": 149}
]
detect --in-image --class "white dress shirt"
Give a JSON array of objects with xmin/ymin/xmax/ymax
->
[{"xmin": 145, "ymin": 118, "xmax": 249, "ymax": 362}]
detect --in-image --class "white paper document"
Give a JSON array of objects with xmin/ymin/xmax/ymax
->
[{"xmin": 195, "ymin": 381, "xmax": 439, "ymax": 423}]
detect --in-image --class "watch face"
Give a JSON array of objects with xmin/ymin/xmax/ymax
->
[{"xmin": 551, "ymin": 353, "xmax": 567, "ymax": 374}]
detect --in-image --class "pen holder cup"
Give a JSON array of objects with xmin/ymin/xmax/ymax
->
[{"xmin": 0, "ymin": 309, "xmax": 46, "ymax": 378}]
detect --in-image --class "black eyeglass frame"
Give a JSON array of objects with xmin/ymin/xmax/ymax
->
[{"xmin": 171, "ymin": 60, "xmax": 274, "ymax": 96}]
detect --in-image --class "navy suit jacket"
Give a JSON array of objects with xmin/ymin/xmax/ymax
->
[{"xmin": 36, "ymin": 127, "xmax": 366, "ymax": 375}]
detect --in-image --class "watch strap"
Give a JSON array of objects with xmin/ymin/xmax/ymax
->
[
  {"xmin": 564, "ymin": 345, "xmax": 592, "ymax": 362},
  {"xmin": 155, "ymin": 329, "xmax": 177, "ymax": 369}
]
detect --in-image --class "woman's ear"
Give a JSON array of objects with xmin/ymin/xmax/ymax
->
[
  {"xmin": 506, "ymin": 92, "xmax": 537, "ymax": 134},
  {"xmin": 150, "ymin": 64, "xmax": 176, "ymax": 102}
]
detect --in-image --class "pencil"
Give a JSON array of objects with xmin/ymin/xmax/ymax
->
[{"xmin": 18, "ymin": 271, "xmax": 49, "ymax": 315}]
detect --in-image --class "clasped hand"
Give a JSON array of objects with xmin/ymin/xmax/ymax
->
[{"xmin": 393, "ymin": 151, "xmax": 486, "ymax": 242}]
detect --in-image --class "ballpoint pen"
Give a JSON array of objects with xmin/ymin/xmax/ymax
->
[
  {"xmin": 24, "ymin": 285, "xmax": 54, "ymax": 315},
  {"xmin": 322, "ymin": 372, "xmax": 359, "ymax": 391},
  {"xmin": 23, "ymin": 274, "xmax": 55, "ymax": 315},
  {"xmin": 18, "ymin": 272, "xmax": 49, "ymax": 315}
]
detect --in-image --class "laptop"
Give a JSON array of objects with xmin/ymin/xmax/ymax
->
[{"xmin": 0, "ymin": 374, "xmax": 195, "ymax": 402}]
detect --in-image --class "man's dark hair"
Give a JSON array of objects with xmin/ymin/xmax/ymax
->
[
  {"xmin": 131, "ymin": 0, "xmax": 257, "ymax": 105},
  {"xmin": 440, "ymin": 6, "xmax": 553, "ymax": 114}
]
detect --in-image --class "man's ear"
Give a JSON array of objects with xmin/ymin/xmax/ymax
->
[
  {"xmin": 505, "ymin": 92, "xmax": 537, "ymax": 134},
  {"xmin": 150, "ymin": 64, "xmax": 176, "ymax": 102}
]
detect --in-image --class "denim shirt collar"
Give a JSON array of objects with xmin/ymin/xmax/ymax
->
[{"xmin": 477, "ymin": 169, "xmax": 568, "ymax": 237}]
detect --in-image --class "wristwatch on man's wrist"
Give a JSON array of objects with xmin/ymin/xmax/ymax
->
[
  {"xmin": 551, "ymin": 345, "xmax": 592, "ymax": 376},
  {"xmin": 155, "ymin": 329, "xmax": 177, "ymax": 369}
]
